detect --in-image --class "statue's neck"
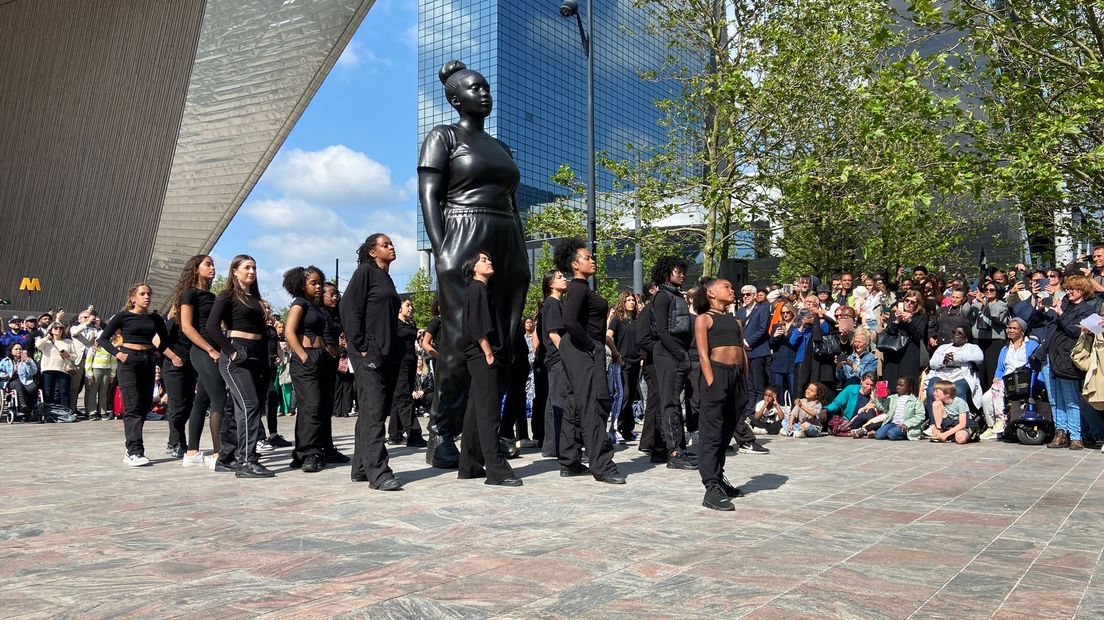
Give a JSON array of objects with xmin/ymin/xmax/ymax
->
[{"xmin": 458, "ymin": 117, "xmax": 484, "ymax": 132}]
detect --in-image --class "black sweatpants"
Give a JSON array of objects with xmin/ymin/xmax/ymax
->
[
  {"xmin": 639, "ymin": 358, "xmax": 667, "ymax": 454},
  {"xmin": 698, "ymin": 362, "xmax": 747, "ymax": 487},
  {"xmin": 460, "ymin": 356, "xmax": 514, "ymax": 483},
  {"xmin": 350, "ymin": 355, "xmax": 396, "ymax": 485},
  {"xmin": 744, "ymin": 356, "xmax": 768, "ymax": 418},
  {"xmin": 532, "ymin": 364, "xmax": 548, "ymax": 447},
  {"xmin": 162, "ymin": 355, "xmax": 197, "ymax": 450},
  {"xmin": 319, "ymin": 352, "xmax": 337, "ymax": 450},
  {"xmin": 388, "ymin": 356, "xmax": 422, "ymax": 442},
  {"xmin": 189, "ymin": 346, "xmax": 224, "ymax": 452},
  {"xmin": 218, "ymin": 338, "xmax": 267, "ymax": 464},
  {"xmin": 558, "ymin": 339, "xmax": 617, "ymax": 476},
  {"xmin": 618, "ymin": 361, "xmax": 641, "ymax": 437},
  {"xmin": 118, "ymin": 348, "xmax": 156, "ymax": 456},
  {"xmin": 334, "ymin": 368, "xmax": 355, "ymax": 416},
  {"xmin": 542, "ymin": 360, "xmax": 573, "ymax": 458},
  {"xmin": 290, "ymin": 348, "xmax": 326, "ymax": 460},
  {"xmin": 653, "ymin": 347, "xmax": 690, "ymax": 454}
]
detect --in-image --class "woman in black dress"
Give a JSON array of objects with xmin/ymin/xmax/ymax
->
[
  {"xmin": 418, "ymin": 60, "xmax": 530, "ymax": 466},
  {"xmin": 338, "ymin": 234, "xmax": 403, "ymax": 490},
  {"xmin": 98, "ymin": 282, "xmax": 185, "ymax": 467},
  {"xmin": 458, "ymin": 250, "xmax": 521, "ymax": 486},
  {"xmin": 554, "ymin": 238, "xmax": 626, "ymax": 485}
]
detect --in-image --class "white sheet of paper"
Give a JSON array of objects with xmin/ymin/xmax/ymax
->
[{"xmin": 1079, "ymin": 316, "xmax": 1104, "ymax": 335}]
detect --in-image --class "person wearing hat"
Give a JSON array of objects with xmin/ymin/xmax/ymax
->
[
  {"xmin": 980, "ymin": 317, "xmax": 1038, "ymax": 440},
  {"xmin": 21, "ymin": 316, "xmax": 41, "ymax": 359},
  {"xmin": 735, "ymin": 284, "xmax": 771, "ymax": 423},
  {"xmin": 0, "ymin": 316, "xmax": 28, "ymax": 352}
]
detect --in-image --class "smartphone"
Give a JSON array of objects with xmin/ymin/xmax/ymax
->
[
  {"xmin": 875, "ymin": 380, "xmax": 889, "ymax": 399},
  {"xmin": 782, "ymin": 283, "xmax": 793, "ymax": 294}
]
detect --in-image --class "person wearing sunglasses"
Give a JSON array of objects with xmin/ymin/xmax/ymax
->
[
  {"xmin": 969, "ymin": 282, "xmax": 1009, "ymax": 392},
  {"xmin": 768, "ymin": 304, "xmax": 799, "ymax": 403}
]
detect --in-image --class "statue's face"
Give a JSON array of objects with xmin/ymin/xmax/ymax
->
[{"xmin": 451, "ymin": 73, "xmax": 493, "ymax": 118}]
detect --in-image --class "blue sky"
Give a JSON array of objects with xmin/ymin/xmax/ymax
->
[{"xmin": 211, "ymin": 0, "xmax": 422, "ymax": 309}]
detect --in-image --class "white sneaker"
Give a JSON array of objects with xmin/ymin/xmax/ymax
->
[
  {"xmin": 753, "ymin": 426, "xmax": 767, "ymax": 435},
  {"xmin": 922, "ymin": 427, "xmax": 935, "ymax": 438},
  {"xmin": 993, "ymin": 420, "xmax": 1006, "ymax": 435},
  {"xmin": 182, "ymin": 452, "xmax": 205, "ymax": 467},
  {"xmin": 980, "ymin": 428, "xmax": 996, "ymax": 441},
  {"xmin": 124, "ymin": 453, "xmax": 151, "ymax": 467},
  {"xmin": 794, "ymin": 429, "xmax": 806, "ymax": 439},
  {"xmin": 256, "ymin": 439, "xmax": 273, "ymax": 453}
]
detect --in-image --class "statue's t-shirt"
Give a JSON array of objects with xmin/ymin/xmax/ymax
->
[{"xmin": 418, "ymin": 124, "xmax": 520, "ymax": 212}]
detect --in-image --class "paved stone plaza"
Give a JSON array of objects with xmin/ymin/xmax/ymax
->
[{"xmin": 2, "ymin": 417, "xmax": 1102, "ymax": 619}]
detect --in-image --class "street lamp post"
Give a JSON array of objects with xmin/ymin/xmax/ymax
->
[{"xmin": 559, "ymin": 0, "xmax": 597, "ymax": 266}]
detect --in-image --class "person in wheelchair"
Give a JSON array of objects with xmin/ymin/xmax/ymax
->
[
  {"xmin": 980, "ymin": 318, "xmax": 1038, "ymax": 440},
  {"xmin": 1, "ymin": 343, "xmax": 39, "ymax": 412}
]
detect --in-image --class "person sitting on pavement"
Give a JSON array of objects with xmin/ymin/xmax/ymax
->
[
  {"xmin": 925, "ymin": 326, "xmax": 984, "ymax": 422},
  {"xmin": 783, "ymin": 382, "xmax": 827, "ymax": 437},
  {"xmin": 822, "ymin": 372, "xmax": 881, "ymax": 436},
  {"xmin": 929, "ymin": 380, "xmax": 979, "ymax": 444},
  {"xmin": 872, "ymin": 376, "xmax": 925, "ymax": 440},
  {"xmin": 751, "ymin": 384, "xmax": 786, "ymax": 435}
]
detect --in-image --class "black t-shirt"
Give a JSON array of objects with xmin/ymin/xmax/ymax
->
[
  {"xmin": 417, "ymin": 124, "xmax": 520, "ymax": 212},
  {"xmin": 163, "ymin": 317, "xmax": 189, "ymax": 359},
  {"xmin": 397, "ymin": 319, "xmax": 417, "ymax": 361},
  {"xmin": 539, "ymin": 297, "xmax": 565, "ymax": 365},
  {"xmin": 97, "ymin": 311, "xmax": 170, "ymax": 356},
  {"xmin": 206, "ymin": 292, "xmax": 267, "ymax": 356},
  {"xmin": 562, "ymin": 278, "xmax": 608, "ymax": 351},
  {"xmin": 610, "ymin": 315, "xmax": 639, "ymax": 363},
  {"xmin": 339, "ymin": 262, "xmax": 401, "ymax": 360},
  {"xmin": 180, "ymin": 287, "xmax": 216, "ymax": 346},
  {"xmin": 462, "ymin": 280, "xmax": 499, "ymax": 361},
  {"xmin": 290, "ymin": 298, "xmax": 327, "ymax": 339},
  {"xmin": 426, "ymin": 317, "xmax": 442, "ymax": 339}
]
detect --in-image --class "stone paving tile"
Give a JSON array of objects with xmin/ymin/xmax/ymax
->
[{"xmin": 2, "ymin": 418, "xmax": 1103, "ymax": 618}]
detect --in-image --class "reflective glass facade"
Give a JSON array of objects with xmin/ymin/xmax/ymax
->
[{"xmin": 417, "ymin": 0, "xmax": 676, "ymax": 251}]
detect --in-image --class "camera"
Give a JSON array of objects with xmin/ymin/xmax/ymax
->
[{"xmin": 559, "ymin": 0, "xmax": 579, "ymax": 17}]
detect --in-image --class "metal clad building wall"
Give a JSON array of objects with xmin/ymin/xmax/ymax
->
[
  {"xmin": 146, "ymin": 0, "xmax": 376, "ymax": 307},
  {"xmin": 0, "ymin": 0, "xmax": 206, "ymax": 314}
]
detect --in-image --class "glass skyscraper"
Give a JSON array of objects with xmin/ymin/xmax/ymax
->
[{"xmin": 416, "ymin": 0, "xmax": 677, "ymax": 253}]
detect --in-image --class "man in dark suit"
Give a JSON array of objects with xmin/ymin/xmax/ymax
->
[{"xmin": 735, "ymin": 285, "xmax": 771, "ymax": 419}]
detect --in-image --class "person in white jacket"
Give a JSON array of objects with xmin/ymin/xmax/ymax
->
[
  {"xmin": 36, "ymin": 322, "xmax": 85, "ymax": 411},
  {"xmin": 924, "ymin": 326, "xmax": 983, "ymax": 423}
]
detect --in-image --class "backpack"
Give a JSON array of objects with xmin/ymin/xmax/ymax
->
[{"xmin": 34, "ymin": 403, "xmax": 77, "ymax": 423}]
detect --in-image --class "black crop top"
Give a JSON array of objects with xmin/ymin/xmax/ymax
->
[
  {"xmin": 181, "ymin": 287, "xmax": 216, "ymax": 345},
  {"xmin": 206, "ymin": 292, "xmax": 267, "ymax": 356},
  {"xmin": 290, "ymin": 298, "xmax": 327, "ymax": 340},
  {"xmin": 707, "ymin": 312, "xmax": 744, "ymax": 349},
  {"xmin": 97, "ymin": 311, "xmax": 170, "ymax": 356}
]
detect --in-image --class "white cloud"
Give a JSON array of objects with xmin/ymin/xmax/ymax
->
[
  {"xmin": 336, "ymin": 41, "xmax": 363, "ymax": 69},
  {"xmin": 242, "ymin": 198, "xmax": 343, "ymax": 230},
  {"xmin": 267, "ymin": 145, "xmax": 409, "ymax": 204}
]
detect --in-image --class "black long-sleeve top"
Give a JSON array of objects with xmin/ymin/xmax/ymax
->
[
  {"xmin": 339, "ymin": 262, "xmax": 400, "ymax": 360},
  {"xmin": 397, "ymin": 319, "xmax": 418, "ymax": 362},
  {"xmin": 562, "ymin": 278, "xmax": 608, "ymax": 351},
  {"xmin": 97, "ymin": 311, "xmax": 170, "ymax": 356},
  {"xmin": 462, "ymin": 280, "xmax": 499, "ymax": 361},
  {"xmin": 652, "ymin": 285, "xmax": 692, "ymax": 356},
  {"xmin": 206, "ymin": 292, "xmax": 267, "ymax": 356}
]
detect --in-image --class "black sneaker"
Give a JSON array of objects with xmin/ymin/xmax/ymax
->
[
  {"xmin": 719, "ymin": 477, "xmax": 744, "ymax": 498},
  {"xmin": 740, "ymin": 442, "xmax": 770, "ymax": 455},
  {"xmin": 166, "ymin": 443, "xmax": 180, "ymax": 456},
  {"xmin": 560, "ymin": 463, "xmax": 590, "ymax": 477},
  {"xmin": 267, "ymin": 434, "xmax": 293, "ymax": 448},
  {"xmin": 386, "ymin": 437, "xmax": 404, "ymax": 446},
  {"xmin": 235, "ymin": 461, "xmax": 275, "ymax": 478},
  {"xmin": 301, "ymin": 454, "xmax": 324, "ymax": 473},
  {"xmin": 406, "ymin": 436, "xmax": 428, "ymax": 448},
  {"xmin": 703, "ymin": 482, "xmax": 735, "ymax": 511},
  {"xmin": 667, "ymin": 452, "xmax": 698, "ymax": 470},
  {"xmin": 213, "ymin": 459, "xmax": 239, "ymax": 473},
  {"xmin": 324, "ymin": 448, "xmax": 351, "ymax": 464},
  {"xmin": 168, "ymin": 445, "xmax": 186, "ymax": 459},
  {"xmin": 649, "ymin": 452, "xmax": 669, "ymax": 464}
]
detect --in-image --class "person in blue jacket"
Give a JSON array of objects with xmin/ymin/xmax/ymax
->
[
  {"xmin": 980, "ymin": 317, "xmax": 1039, "ymax": 440},
  {"xmin": 769, "ymin": 304, "xmax": 799, "ymax": 403}
]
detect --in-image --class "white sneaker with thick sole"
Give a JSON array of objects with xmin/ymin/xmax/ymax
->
[
  {"xmin": 124, "ymin": 453, "xmax": 151, "ymax": 467},
  {"xmin": 256, "ymin": 440, "xmax": 273, "ymax": 453},
  {"xmin": 182, "ymin": 452, "xmax": 206, "ymax": 467},
  {"xmin": 753, "ymin": 426, "xmax": 767, "ymax": 435},
  {"xmin": 794, "ymin": 429, "xmax": 806, "ymax": 439}
]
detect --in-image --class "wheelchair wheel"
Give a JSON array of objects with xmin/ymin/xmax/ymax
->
[{"xmin": 1017, "ymin": 425, "xmax": 1047, "ymax": 446}]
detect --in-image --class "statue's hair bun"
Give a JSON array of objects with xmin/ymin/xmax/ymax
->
[{"xmin": 439, "ymin": 60, "xmax": 468, "ymax": 85}]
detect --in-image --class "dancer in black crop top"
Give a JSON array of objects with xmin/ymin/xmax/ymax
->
[
  {"xmin": 208, "ymin": 255, "xmax": 275, "ymax": 478},
  {"xmin": 552, "ymin": 238, "xmax": 626, "ymax": 485},
  {"xmin": 98, "ymin": 282, "xmax": 184, "ymax": 467},
  {"xmin": 283, "ymin": 266, "xmax": 329, "ymax": 473},
  {"xmin": 692, "ymin": 277, "xmax": 755, "ymax": 511}
]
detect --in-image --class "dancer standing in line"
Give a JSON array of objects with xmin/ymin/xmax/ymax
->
[
  {"xmin": 339, "ymin": 234, "xmax": 403, "ymax": 490},
  {"xmin": 389, "ymin": 299, "xmax": 427, "ymax": 447},
  {"xmin": 206, "ymin": 255, "xmax": 275, "ymax": 479},
  {"xmin": 320, "ymin": 281, "xmax": 349, "ymax": 461},
  {"xmin": 457, "ymin": 250, "xmax": 521, "ymax": 486},
  {"xmin": 418, "ymin": 60, "xmax": 530, "ymax": 467},
  {"xmin": 98, "ymin": 283, "xmax": 185, "ymax": 467},
  {"xmin": 554, "ymin": 238, "xmax": 626, "ymax": 484},
  {"xmin": 175, "ymin": 255, "xmax": 229, "ymax": 468},
  {"xmin": 537, "ymin": 270, "xmax": 571, "ymax": 458},
  {"xmin": 651, "ymin": 256, "xmax": 698, "ymax": 471},
  {"xmin": 693, "ymin": 277, "xmax": 749, "ymax": 511},
  {"xmin": 283, "ymin": 266, "xmax": 328, "ymax": 473}
]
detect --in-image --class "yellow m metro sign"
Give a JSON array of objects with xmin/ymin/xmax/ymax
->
[{"xmin": 19, "ymin": 277, "xmax": 41, "ymax": 292}]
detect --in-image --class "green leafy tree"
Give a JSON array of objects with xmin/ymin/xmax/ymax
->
[{"xmin": 405, "ymin": 267, "xmax": 434, "ymax": 328}]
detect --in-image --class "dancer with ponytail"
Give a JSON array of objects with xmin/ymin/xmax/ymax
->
[
  {"xmin": 207, "ymin": 255, "xmax": 275, "ymax": 479},
  {"xmin": 340, "ymin": 234, "xmax": 403, "ymax": 490},
  {"xmin": 693, "ymin": 277, "xmax": 748, "ymax": 510},
  {"xmin": 98, "ymin": 283, "xmax": 184, "ymax": 466},
  {"xmin": 164, "ymin": 256, "xmax": 212, "ymax": 463},
  {"xmin": 283, "ymin": 266, "xmax": 328, "ymax": 473}
]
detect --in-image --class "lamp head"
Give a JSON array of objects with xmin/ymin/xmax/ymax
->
[{"xmin": 559, "ymin": 0, "xmax": 579, "ymax": 17}]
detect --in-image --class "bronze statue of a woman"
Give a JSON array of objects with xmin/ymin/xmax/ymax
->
[{"xmin": 418, "ymin": 60, "xmax": 530, "ymax": 468}]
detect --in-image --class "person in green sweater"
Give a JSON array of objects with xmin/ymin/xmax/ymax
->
[{"xmin": 873, "ymin": 376, "xmax": 925, "ymax": 440}]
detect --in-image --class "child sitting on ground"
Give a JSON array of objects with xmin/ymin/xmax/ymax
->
[
  {"xmin": 783, "ymin": 382, "xmax": 826, "ymax": 438},
  {"xmin": 751, "ymin": 385, "xmax": 786, "ymax": 435},
  {"xmin": 929, "ymin": 380, "xmax": 978, "ymax": 444}
]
